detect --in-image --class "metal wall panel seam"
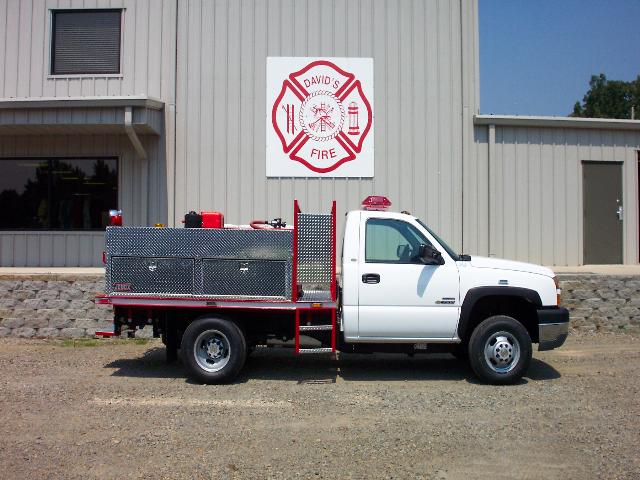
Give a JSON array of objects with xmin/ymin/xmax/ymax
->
[
  {"xmin": 0, "ymin": 0, "xmax": 7, "ymax": 96},
  {"xmin": 488, "ymin": 124, "xmax": 495, "ymax": 257},
  {"xmin": 460, "ymin": 0, "xmax": 466, "ymax": 252}
]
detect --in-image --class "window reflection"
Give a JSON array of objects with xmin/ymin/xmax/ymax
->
[{"xmin": 0, "ymin": 158, "xmax": 117, "ymax": 230}]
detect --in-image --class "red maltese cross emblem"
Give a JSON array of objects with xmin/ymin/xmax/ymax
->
[{"xmin": 272, "ymin": 60, "xmax": 373, "ymax": 173}]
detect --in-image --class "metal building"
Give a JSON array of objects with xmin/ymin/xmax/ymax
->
[{"xmin": 0, "ymin": 0, "xmax": 638, "ymax": 267}]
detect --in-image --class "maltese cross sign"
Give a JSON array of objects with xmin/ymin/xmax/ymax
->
[{"xmin": 267, "ymin": 57, "xmax": 374, "ymax": 177}]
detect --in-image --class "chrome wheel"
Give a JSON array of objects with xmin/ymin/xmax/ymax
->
[
  {"xmin": 483, "ymin": 330, "xmax": 520, "ymax": 374},
  {"xmin": 194, "ymin": 329, "xmax": 231, "ymax": 372}
]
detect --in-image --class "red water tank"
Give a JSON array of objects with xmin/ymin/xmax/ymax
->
[{"xmin": 201, "ymin": 211, "xmax": 224, "ymax": 228}]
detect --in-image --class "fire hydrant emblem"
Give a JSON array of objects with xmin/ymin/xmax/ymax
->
[
  {"xmin": 348, "ymin": 102, "xmax": 360, "ymax": 136},
  {"xmin": 272, "ymin": 60, "xmax": 373, "ymax": 173}
]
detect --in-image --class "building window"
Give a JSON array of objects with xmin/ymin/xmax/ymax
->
[
  {"xmin": 0, "ymin": 158, "xmax": 118, "ymax": 230},
  {"xmin": 51, "ymin": 9, "xmax": 122, "ymax": 75}
]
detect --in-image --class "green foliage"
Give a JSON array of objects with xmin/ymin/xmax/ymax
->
[{"xmin": 572, "ymin": 74, "xmax": 640, "ymax": 119}]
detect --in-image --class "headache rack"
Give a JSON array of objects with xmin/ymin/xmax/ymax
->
[
  {"xmin": 102, "ymin": 200, "xmax": 337, "ymax": 353},
  {"xmin": 292, "ymin": 200, "xmax": 337, "ymax": 352}
]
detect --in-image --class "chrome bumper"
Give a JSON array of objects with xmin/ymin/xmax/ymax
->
[{"xmin": 538, "ymin": 307, "xmax": 570, "ymax": 351}]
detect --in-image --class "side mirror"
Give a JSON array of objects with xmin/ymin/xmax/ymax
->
[
  {"xmin": 396, "ymin": 244, "xmax": 410, "ymax": 258},
  {"xmin": 419, "ymin": 244, "xmax": 444, "ymax": 265}
]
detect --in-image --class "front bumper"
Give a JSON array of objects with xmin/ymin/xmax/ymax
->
[{"xmin": 537, "ymin": 307, "xmax": 570, "ymax": 351}]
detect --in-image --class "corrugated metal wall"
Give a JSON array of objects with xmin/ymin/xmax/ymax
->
[
  {"xmin": 3, "ymin": 0, "xmax": 639, "ymax": 268},
  {"xmin": 0, "ymin": 231, "xmax": 104, "ymax": 267},
  {"xmin": 472, "ymin": 125, "xmax": 640, "ymax": 266},
  {"xmin": 0, "ymin": 0, "xmax": 176, "ymax": 100},
  {"xmin": 0, "ymin": 134, "xmax": 167, "ymax": 266},
  {"xmin": 463, "ymin": 123, "xmax": 489, "ymax": 257},
  {"xmin": 173, "ymin": 0, "xmax": 479, "ymax": 251},
  {"xmin": 0, "ymin": 0, "xmax": 176, "ymax": 266}
]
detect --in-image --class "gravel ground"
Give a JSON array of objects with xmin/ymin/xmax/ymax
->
[{"xmin": 0, "ymin": 333, "xmax": 638, "ymax": 480}]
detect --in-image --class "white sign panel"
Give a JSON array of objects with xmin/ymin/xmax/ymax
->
[{"xmin": 266, "ymin": 57, "xmax": 374, "ymax": 177}]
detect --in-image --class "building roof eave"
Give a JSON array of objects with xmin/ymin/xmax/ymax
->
[
  {"xmin": 474, "ymin": 114, "xmax": 640, "ymax": 132},
  {"xmin": 0, "ymin": 95, "xmax": 164, "ymax": 110},
  {"xmin": 0, "ymin": 97, "xmax": 164, "ymax": 139}
]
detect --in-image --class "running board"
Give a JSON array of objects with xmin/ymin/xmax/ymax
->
[
  {"xmin": 299, "ymin": 325, "xmax": 333, "ymax": 332},
  {"xmin": 298, "ymin": 348, "xmax": 334, "ymax": 354}
]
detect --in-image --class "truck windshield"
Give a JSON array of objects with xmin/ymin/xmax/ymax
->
[{"xmin": 416, "ymin": 219, "xmax": 460, "ymax": 260}]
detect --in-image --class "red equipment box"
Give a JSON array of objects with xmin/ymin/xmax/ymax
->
[{"xmin": 201, "ymin": 211, "xmax": 224, "ymax": 228}]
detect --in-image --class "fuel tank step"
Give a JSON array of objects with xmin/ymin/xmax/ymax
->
[
  {"xmin": 298, "ymin": 348, "xmax": 334, "ymax": 354},
  {"xmin": 298, "ymin": 325, "xmax": 333, "ymax": 332}
]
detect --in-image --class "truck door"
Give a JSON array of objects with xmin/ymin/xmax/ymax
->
[{"xmin": 357, "ymin": 215, "xmax": 460, "ymax": 339}]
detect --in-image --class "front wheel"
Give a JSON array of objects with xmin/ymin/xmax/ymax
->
[
  {"xmin": 468, "ymin": 315, "xmax": 532, "ymax": 385},
  {"xmin": 181, "ymin": 316, "xmax": 247, "ymax": 384}
]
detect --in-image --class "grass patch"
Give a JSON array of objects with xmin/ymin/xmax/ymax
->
[{"xmin": 55, "ymin": 338, "xmax": 150, "ymax": 348}]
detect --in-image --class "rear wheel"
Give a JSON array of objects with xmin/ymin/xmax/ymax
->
[
  {"xmin": 181, "ymin": 316, "xmax": 247, "ymax": 384},
  {"xmin": 468, "ymin": 315, "xmax": 532, "ymax": 385}
]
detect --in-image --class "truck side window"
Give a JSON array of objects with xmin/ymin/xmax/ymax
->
[{"xmin": 365, "ymin": 218, "xmax": 431, "ymax": 264}]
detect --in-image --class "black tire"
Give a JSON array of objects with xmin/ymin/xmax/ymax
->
[
  {"xmin": 181, "ymin": 316, "xmax": 247, "ymax": 384},
  {"xmin": 468, "ymin": 315, "xmax": 532, "ymax": 385}
]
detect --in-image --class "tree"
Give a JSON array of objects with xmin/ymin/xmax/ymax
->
[
  {"xmin": 632, "ymin": 75, "xmax": 640, "ymax": 119},
  {"xmin": 572, "ymin": 74, "xmax": 639, "ymax": 119}
]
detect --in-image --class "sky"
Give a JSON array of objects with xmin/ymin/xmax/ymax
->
[{"xmin": 479, "ymin": 0, "xmax": 640, "ymax": 116}]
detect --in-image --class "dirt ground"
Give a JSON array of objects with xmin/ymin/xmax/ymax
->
[{"xmin": 0, "ymin": 333, "xmax": 638, "ymax": 480}]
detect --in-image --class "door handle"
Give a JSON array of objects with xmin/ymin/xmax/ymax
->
[
  {"xmin": 362, "ymin": 273, "xmax": 380, "ymax": 284},
  {"xmin": 616, "ymin": 200, "xmax": 623, "ymax": 221}
]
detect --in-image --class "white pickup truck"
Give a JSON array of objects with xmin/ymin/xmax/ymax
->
[{"xmin": 98, "ymin": 196, "xmax": 569, "ymax": 385}]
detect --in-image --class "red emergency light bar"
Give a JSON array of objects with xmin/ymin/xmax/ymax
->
[
  {"xmin": 109, "ymin": 209, "xmax": 123, "ymax": 226},
  {"xmin": 361, "ymin": 195, "xmax": 392, "ymax": 211}
]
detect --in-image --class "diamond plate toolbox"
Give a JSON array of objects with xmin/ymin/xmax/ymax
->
[
  {"xmin": 106, "ymin": 227, "xmax": 293, "ymax": 299},
  {"xmin": 111, "ymin": 257, "xmax": 194, "ymax": 294},
  {"xmin": 202, "ymin": 259, "xmax": 289, "ymax": 298}
]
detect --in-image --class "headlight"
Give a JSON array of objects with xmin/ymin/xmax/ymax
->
[{"xmin": 553, "ymin": 276, "xmax": 561, "ymax": 306}]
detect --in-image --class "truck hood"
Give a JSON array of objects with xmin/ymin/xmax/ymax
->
[{"xmin": 467, "ymin": 256, "xmax": 554, "ymax": 277}]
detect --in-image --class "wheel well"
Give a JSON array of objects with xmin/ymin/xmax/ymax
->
[{"xmin": 462, "ymin": 295, "xmax": 539, "ymax": 343}]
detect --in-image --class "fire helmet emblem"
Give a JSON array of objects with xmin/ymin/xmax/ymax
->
[{"xmin": 272, "ymin": 60, "xmax": 373, "ymax": 173}]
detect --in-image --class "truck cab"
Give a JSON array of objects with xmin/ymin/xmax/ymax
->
[{"xmin": 340, "ymin": 200, "xmax": 569, "ymax": 383}]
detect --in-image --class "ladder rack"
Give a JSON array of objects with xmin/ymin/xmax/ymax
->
[{"xmin": 292, "ymin": 200, "xmax": 337, "ymax": 354}]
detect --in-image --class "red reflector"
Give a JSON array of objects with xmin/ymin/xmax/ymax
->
[
  {"xmin": 109, "ymin": 209, "xmax": 123, "ymax": 226},
  {"xmin": 102, "ymin": 251, "xmax": 107, "ymax": 265},
  {"xmin": 362, "ymin": 195, "xmax": 392, "ymax": 211},
  {"xmin": 95, "ymin": 331, "xmax": 115, "ymax": 338},
  {"xmin": 94, "ymin": 295, "xmax": 111, "ymax": 305}
]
